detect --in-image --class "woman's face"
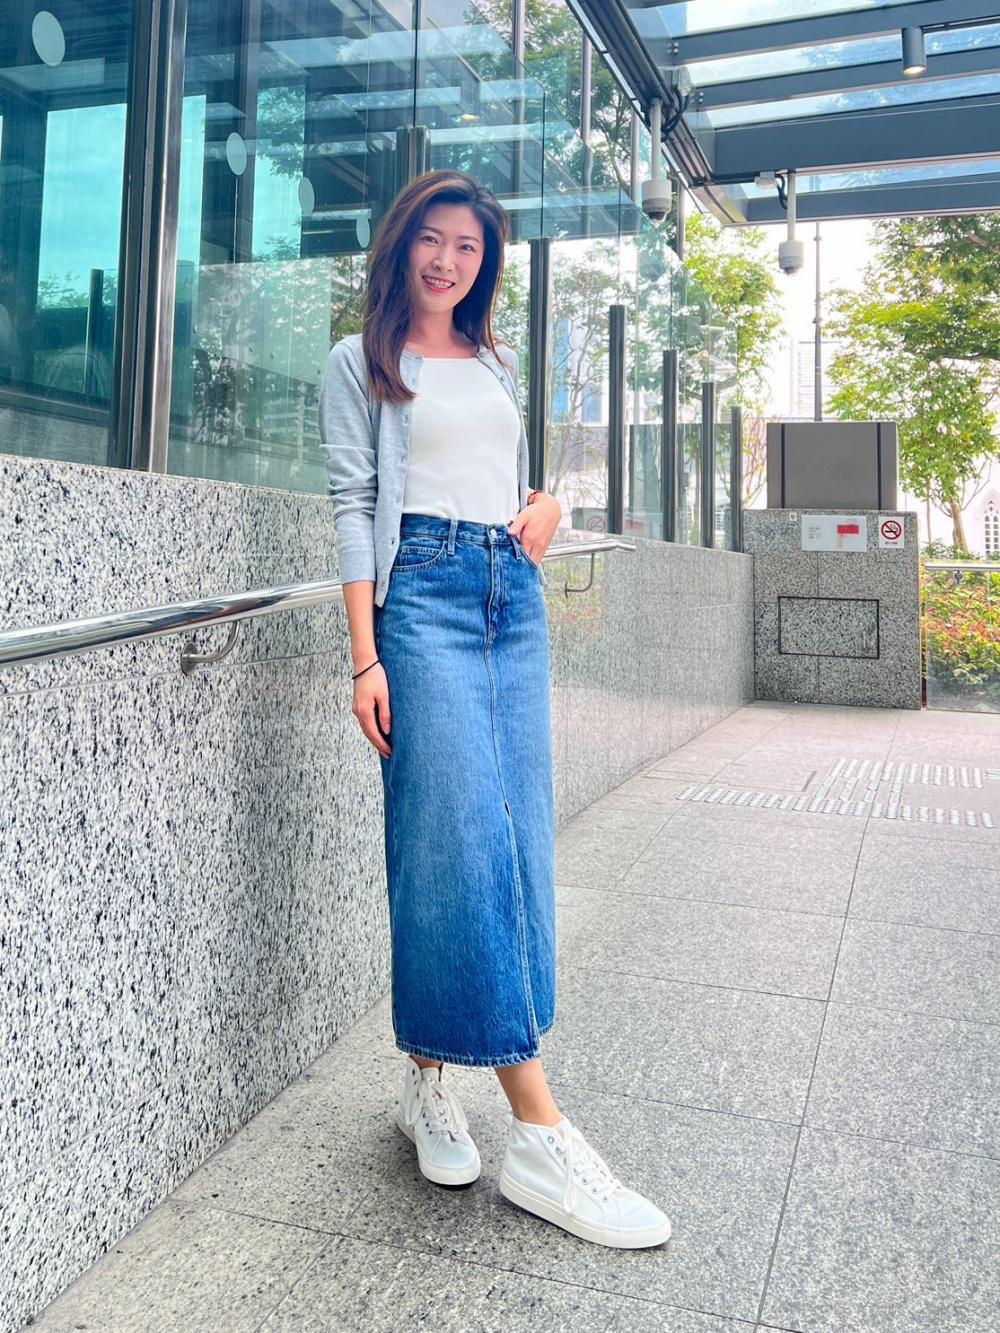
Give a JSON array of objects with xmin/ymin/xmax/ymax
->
[{"xmin": 408, "ymin": 203, "xmax": 486, "ymax": 319}]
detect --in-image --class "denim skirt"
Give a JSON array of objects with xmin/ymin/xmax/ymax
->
[{"xmin": 373, "ymin": 513, "xmax": 556, "ymax": 1067}]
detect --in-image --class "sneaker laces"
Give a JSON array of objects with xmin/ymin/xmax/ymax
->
[
  {"xmin": 558, "ymin": 1123, "xmax": 624, "ymax": 1210},
  {"xmin": 419, "ymin": 1075, "xmax": 471, "ymax": 1144}
]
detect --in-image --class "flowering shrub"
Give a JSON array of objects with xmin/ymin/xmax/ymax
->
[{"xmin": 921, "ymin": 563, "xmax": 1000, "ymax": 703}]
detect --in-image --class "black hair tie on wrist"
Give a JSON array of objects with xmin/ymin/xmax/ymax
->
[{"xmin": 352, "ymin": 658, "xmax": 381, "ymax": 680}]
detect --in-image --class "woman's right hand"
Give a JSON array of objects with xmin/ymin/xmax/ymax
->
[{"xmin": 353, "ymin": 662, "xmax": 392, "ymax": 758}]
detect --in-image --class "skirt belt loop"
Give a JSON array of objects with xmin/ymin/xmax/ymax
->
[{"xmin": 447, "ymin": 518, "xmax": 458, "ymax": 555}]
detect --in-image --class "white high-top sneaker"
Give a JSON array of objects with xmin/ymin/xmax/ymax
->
[
  {"xmin": 499, "ymin": 1116, "xmax": 671, "ymax": 1249},
  {"xmin": 395, "ymin": 1059, "xmax": 481, "ymax": 1186}
]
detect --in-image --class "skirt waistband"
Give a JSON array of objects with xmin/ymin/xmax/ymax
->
[{"xmin": 398, "ymin": 513, "xmax": 515, "ymax": 547}]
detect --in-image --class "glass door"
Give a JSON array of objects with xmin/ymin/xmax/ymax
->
[{"xmin": 0, "ymin": 1, "xmax": 134, "ymax": 466}]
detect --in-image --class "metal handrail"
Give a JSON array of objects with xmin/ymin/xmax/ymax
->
[
  {"xmin": 923, "ymin": 561, "xmax": 1000, "ymax": 572},
  {"xmin": 0, "ymin": 537, "xmax": 636, "ymax": 672}
]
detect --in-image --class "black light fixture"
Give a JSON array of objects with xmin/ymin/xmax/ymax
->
[{"xmin": 902, "ymin": 26, "xmax": 927, "ymax": 76}]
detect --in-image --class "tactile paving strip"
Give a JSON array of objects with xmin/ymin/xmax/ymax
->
[{"xmin": 677, "ymin": 757, "xmax": 999, "ymax": 828}]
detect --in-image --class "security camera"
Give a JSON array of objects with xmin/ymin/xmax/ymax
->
[
  {"xmin": 778, "ymin": 238, "xmax": 805, "ymax": 276},
  {"xmin": 641, "ymin": 98, "xmax": 673, "ymax": 223},
  {"xmin": 641, "ymin": 177, "xmax": 672, "ymax": 222},
  {"xmin": 776, "ymin": 168, "xmax": 805, "ymax": 276}
]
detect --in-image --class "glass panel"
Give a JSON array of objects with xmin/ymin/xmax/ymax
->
[
  {"xmin": 631, "ymin": 0, "xmax": 930, "ymax": 39},
  {"xmin": 743, "ymin": 156, "xmax": 1000, "ymax": 199},
  {"xmin": 419, "ymin": 0, "xmax": 547, "ymax": 217},
  {"xmin": 688, "ymin": 24, "xmax": 1000, "ymax": 88},
  {"xmin": 704, "ymin": 73, "xmax": 1000, "ymax": 129},
  {"xmin": 923, "ymin": 564, "xmax": 1000, "ymax": 713},
  {"xmin": 168, "ymin": 0, "xmax": 415, "ymax": 490},
  {"xmin": 547, "ymin": 235, "xmax": 618, "ymax": 530},
  {"xmin": 0, "ymin": 1, "xmax": 133, "ymax": 466},
  {"xmin": 624, "ymin": 220, "xmax": 679, "ymax": 540}
]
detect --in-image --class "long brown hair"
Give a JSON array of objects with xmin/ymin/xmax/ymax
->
[{"xmin": 362, "ymin": 170, "xmax": 509, "ymax": 403}]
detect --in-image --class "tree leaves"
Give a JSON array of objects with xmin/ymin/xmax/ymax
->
[{"xmin": 828, "ymin": 216, "xmax": 1000, "ymax": 547}]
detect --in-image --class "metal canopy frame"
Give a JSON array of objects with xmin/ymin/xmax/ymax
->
[{"xmin": 571, "ymin": 0, "xmax": 1000, "ymax": 223}]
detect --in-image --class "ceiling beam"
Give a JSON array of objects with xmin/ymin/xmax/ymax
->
[
  {"xmin": 564, "ymin": 0, "xmax": 713, "ymax": 184},
  {"xmin": 651, "ymin": 0, "xmax": 1000, "ymax": 66},
  {"xmin": 707, "ymin": 94, "xmax": 1000, "ymax": 178},
  {"xmin": 723, "ymin": 171, "xmax": 1000, "ymax": 223},
  {"xmin": 695, "ymin": 43, "xmax": 1000, "ymax": 111}
]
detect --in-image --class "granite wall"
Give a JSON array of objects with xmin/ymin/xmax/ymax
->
[
  {"xmin": 744, "ymin": 509, "xmax": 921, "ymax": 710},
  {"xmin": 0, "ymin": 452, "xmax": 753, "ymax": 1332}
]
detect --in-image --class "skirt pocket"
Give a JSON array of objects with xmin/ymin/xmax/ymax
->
[{"xmin": 392, "ymin": 536, "xmax": 448, "ymax": 574}]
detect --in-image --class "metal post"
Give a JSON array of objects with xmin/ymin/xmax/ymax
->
[
  {"xmin": 662, "ymin": 349, "xmax": 678, "ymax": 542},
  {"xmin": 580, "ymin": 35, "xmax": 591, "ymax": 147},
  {"xmin": 675, "ymin": 179, "xmax": 686, "ymax": 261},
  {"xmin": 111, "ymin": 0, "xmax": 189, "ymax": 472},
  {"xmin": 730, "ymin": 404, "xmax": 744, "ymax": 552},
  {"xmin": 700, "ymin": 380, "xmax": 716, "ymax": 548},
  {"xmin": 814, "ymin": 221, "xmax": 823, "ymax": 422},
  {"xmin": 511, "ymin": 0, "xmax": 526, "ymax": 66},
  {"xmin": 233, "ymin": 0, "xmax": 263, "ymax": 264},
  {"xmin": 0, "ymin": 99, "xmax": 46, "ymax": 391},
  {"xmin": 84, "ymin": 269, "xmax": 105, "ymax": 401},
  {"xmin": 527, "ymin": 237, "xmax": 551, "ymax": 491},
  {"xmin": 395, "ymin": 125, "xmax": 430, "ymax": 193},
  {"xmin": 580, "ymin": 34, "xmax": 594, "ymax": 216},
  {"xmin": 509, "ymin": 0, "xmax": 527, "ymax": 239},
  {"xmin": 607, "ymin": 304, "xmax": 627, "ymax": 535},
  {"xmin": 629, "ymin": 110, "xmax": 640, "ymax": 203}
]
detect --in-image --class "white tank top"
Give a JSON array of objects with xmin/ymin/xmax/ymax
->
[{"xmin": 402, "ymin": 357, "xmax": 521, "ymax": 524}]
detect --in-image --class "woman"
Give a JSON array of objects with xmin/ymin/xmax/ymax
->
[{"xmin": 319, "ymin": 169, "xmax": 669, "ymax": 1250}]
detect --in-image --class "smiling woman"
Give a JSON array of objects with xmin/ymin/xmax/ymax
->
[{"xmin": 318, "ymin": 169, "xmax": 672, "ymax": 1250}]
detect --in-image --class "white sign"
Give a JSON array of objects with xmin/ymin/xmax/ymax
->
[
  {"xmin": 878, "ymin": 515, "xmax": 905, "ymax": 549},
  {"xmin": 801, "ymin": 515, "xmax": 868, "ymax": 553}
]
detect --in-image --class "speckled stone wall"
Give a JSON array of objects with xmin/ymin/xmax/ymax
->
[
  {"xmin": 744, "ymin": 509, "xmax": 921, "ymax": 710},
  {"xmin": 0, "ymin": 452, "xmax": 753, "ymax": 1332}
]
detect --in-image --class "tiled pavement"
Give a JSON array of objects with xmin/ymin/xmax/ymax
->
[{"xmin": 25, "ymin": 703, "xmax": 1000, "ymax": 1333}]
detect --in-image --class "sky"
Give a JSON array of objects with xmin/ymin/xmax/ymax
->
[{"xmin": 754, "ymin": 217, "xmax": 875, "ymax": 417}]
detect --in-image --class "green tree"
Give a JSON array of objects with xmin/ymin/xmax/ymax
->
[
  {"xmin": 827, "ymin": 217, "xmax": 1000, "ymax": 549},
  {"xmin": 475, "ymin": 0, "xmax": 635, "ymax": 192},
  {"xmin": 683, "ymin": 213, "xmax": 783, "ymax": 409}
]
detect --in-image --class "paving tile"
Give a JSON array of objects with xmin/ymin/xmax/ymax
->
[
  {"xmin": 168, "ymin": 1049, "xmax": 409, "ymax": 1228},
  {"xmin": 341, "ymin": 1082, "xmax": 797, "ymax": 1323},
  {"xmin": 862, "ymin": 815, "xmax": 1000, "ymax": 846},
  {"xmin": 555, "ymin": 825, "xmax": 664, "ymax": 890},
  {"xmin": 856, "ymin": 833, "xmax": 998, "ymax": 876},
  {"xmin": 710, "ymin": 760, "xmax": 825, "ymax": 792},
  {"xmin": 559, "ymin": 890, "xmax": 843, "ymax": 1000},
  {"xmin": 613, "ymin": 774, "xmax": 708, "ymax": 806},
  {"xmin": 257, "ymin": 1234, "xmax": 753, "ymax": 1333},
  {"xmin": 559, "ymin": 799, "xmax": 674, "ymax": 837},
  {"xmin": 25, "ymin": 1201, "xmax": 327, "ymax": 1333},
  {"xmin": 547, "ymin": 966, "xmax": 823, "ymax": 1123},
  {"xmin": 850, "ymin": 859, "xmax": 1000, "ymax": 935},
  {"xmin": 762, "ymin": 1129, "xmax": 1000, "ymax": 1333},
  {"xmin": 832, "ymin": 919, "xmax": 1000, "ymax": 1025},
  {"xmin": 806, "ymin": 1003, "xmax": 1000, "ymax": 1159},
  {"xmin": 624, "ymin": 836, "xmax": 856, "ymax": 916},
  {"xmin": 664, "ymin": 804, "xmax": 868, "ymax": 851}
]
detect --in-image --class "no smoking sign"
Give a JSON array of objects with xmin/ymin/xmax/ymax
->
[{"xmin": 878, "ymin": 516, "xmax": 905, "ymax": 549}]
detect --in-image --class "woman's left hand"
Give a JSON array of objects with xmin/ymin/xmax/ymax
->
[{"xmin": 507, "ymin": 493, "xmax": 562, "ymax": 567}]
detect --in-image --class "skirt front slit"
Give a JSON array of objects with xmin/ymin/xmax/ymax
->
[{"xmin": 374, "ymin": 514, "xmax": 555, "ymax": 1068}]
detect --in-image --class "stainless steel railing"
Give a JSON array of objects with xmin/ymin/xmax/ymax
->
[{"xmin": 0, "ymin": 537, "xmax": 636, "ymax": 673}]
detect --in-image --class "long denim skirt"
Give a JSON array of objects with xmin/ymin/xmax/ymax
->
[{"xmin": 373, "ymin": 513, "xmax": 556, "ymax": 1067}]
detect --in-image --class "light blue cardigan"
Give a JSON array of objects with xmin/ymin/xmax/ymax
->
[{"xmin": 318, "ymin": 334, "xmax": 533, "ymax": 607}]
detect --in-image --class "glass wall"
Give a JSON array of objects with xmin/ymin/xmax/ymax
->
[
  {"xmin": 0, "ymin": 1, "xmax": 134, "ymax": 466},
  {"xmin": 0, "ymin": 0, "xmax": 744, "ymax": 549}
]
